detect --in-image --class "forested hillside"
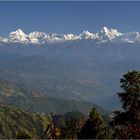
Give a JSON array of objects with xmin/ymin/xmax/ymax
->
[
  {"xmin": 0, "ymin": 79, "xmax": 106, "ymax": 115},
  {"xmin": 0, "ymin": 103, "xmax": 51, "ymax": 139}
]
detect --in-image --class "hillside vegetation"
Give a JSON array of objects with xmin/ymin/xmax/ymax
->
[
  {"xmin": 0, "ymin": 103, "xmax": 51, "ymax": 139},
  {"xmin": 0, "ymin": 79, "xmax": 106, "ymax": 115}
]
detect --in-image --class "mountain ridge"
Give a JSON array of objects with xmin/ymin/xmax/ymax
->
[
  {"xmin": 1, "ymin": 27, "xmax": 140, "ymax": 45},
  {"xmin": 0, "ymin": 79, "xmax": 107, "ymax": 115}
]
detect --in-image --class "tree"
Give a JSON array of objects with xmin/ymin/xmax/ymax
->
[
  {"xmin": 118, "ymin": 71, "xmax": 140, "ymax": 125},
  {"xmin": 110, "ymin": 71, "xmax": 140, "ymax": 139},
  {"xmin": 60, "ymin": 118, "xmax": 84, "ymax": 139},
  {"xmin": 78, "ymin": 108, "xmax": 107, "ymax": 139},
  {"xmin": 59, "ymin": 112, "xmax": 86, "ymax": 139},
  {"xmin": 118, "ymin": 70, "xmax": 140, "ymax": 111}
]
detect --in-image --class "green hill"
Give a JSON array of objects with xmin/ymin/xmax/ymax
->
[
  {"xmin": 0, "ymin": 103, "xmax": 51, "ymax": 139},
  {"xmin": 0, "ymin": 79, "xmax": 107, "ymax": 115}
]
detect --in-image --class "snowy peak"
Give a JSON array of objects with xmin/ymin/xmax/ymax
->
[
  {"xmin": 28, "ymin": 32, "xmax": 48, "ymax": 44},
  {"xmin": 29, "ymin": 31, "xmax": 47, "ymax": 39},
  {"xmin": 101, "ymin": 27, "xmax": 109, "ymax": 34},
  {"xmin": 79, "ymin": 30, "xmax": 97, "ymax": 39},
  {"xmin": 64, "ymin": 34, "xmax": 79, "ymax": 40},
  {"xmin": 0, "ymin": 27, "xmax": 140, "ymax": 45},
  {"xmin": 100, "ymin": 27, "xmax": 122, "ymax": 36},
  {"xmin": 10, "ymin": 29, "xmax": 26, "ymax": 36},
  {"xmin": 98, "ymin": 27, "xmax": 123, "ymax": 42},
  {"xmin": 9, "ymin": 29, "xmax": 29, "ymax": 43}
]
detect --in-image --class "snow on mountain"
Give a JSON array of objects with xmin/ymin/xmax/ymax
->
[
  {"xmin": 28, "ymin": 32, "xmax": 48, "ymax": 44},
  {"xmin": 29, "ymin": 32, "xmax": 64, "ymax": 44},
  {"xmin": 0, "ymin": 27, "xmax": 140, "ymax": 45},
  {"xmin": 9, "ymin": 29, "xmax": 29, "ymax": 43},
  {"xmin": 121, "ymin": 32, "xmax": 140, "ymax": 43},
  {"xmin": 112, "ymin": 31, "xmax": 140, "ymax": 44},
  {"xmin": 79, "ymin": 30, "xmax": 98, "ymax": 40},
  {"xmin": 64, "ymin": 34, "xmax": 80, "ymax": 40},
  {"xmin": 97, "ymin": 27, "xmax": 123, "ymax": 43}
]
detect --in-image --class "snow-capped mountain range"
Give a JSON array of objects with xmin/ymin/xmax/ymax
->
[{"xmin": 1, "ymin": 27, "xmax": 140, "ymax": 45}]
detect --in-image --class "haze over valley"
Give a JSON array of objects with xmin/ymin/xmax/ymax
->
[{"xmin": 0, "ymin": 27, "xmax": 140, "ymax": 110}]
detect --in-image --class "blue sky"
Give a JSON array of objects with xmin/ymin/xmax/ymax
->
[{"xmin": 0, "ymin": 1, "xmax": 140, "ymax": 36}]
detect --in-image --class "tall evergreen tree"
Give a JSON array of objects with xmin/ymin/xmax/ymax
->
[
  {"xmin": 110, "ymin": 71, "xmax": 140, "ymax": 139},
  {"xmin": 78, "ymin": 108, "xmax": 107, "ymax": 139},
  {"xmin": 118, "ymin": 70, "xmax": 140, "ymax": 111}
]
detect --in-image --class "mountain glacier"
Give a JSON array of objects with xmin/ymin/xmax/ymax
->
[{"xmin": 1, "ymin": 27, "xmax": 140, "ymax": 45}]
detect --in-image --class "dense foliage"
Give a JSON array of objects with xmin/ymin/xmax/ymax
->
[
  {"xmin": 110, "ymin": 71, "xmax": 140, "ymax": 139},
  {"xmin": 0, "ymin": 103, "xmax": 51, "ymax": 139},
  {"xmin": 78, "ymin": 108, "xmax": 108, "ymax": 139},
  {"xmin": 118, "ymin": 71, "xmax": 140, "ymax": 111},
  {"xmin": 55, "ymin": 112, "xmax": 86, "ymax": 139}
]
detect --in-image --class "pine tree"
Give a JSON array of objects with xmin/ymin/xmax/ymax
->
[
  {"xmin": 78, "ymin": 108, "xmax": 107, "ymax": 139},
  {"xmin": 118, "ymin": 70, "xmax": 140, "ymax": 111},
  {"xmin": 110, "ymin": 71, "xmax": 140, "ymax": 139}
]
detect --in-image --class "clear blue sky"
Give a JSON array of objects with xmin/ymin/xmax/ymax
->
[{"xmin": 0, "ymin": 1, "xmax": 140, "ymax": 36}]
